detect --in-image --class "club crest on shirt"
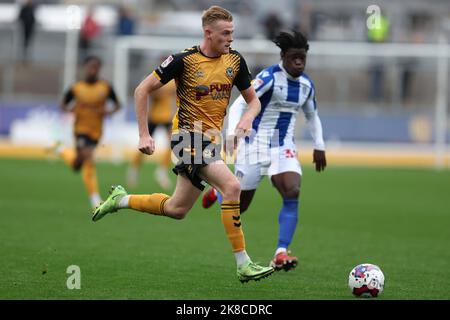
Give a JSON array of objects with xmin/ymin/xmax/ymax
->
[
  {"xmin": 226, "ymin": 67, "xmax": 234, "ymax": 77},
  {"xmin": 196, "ymin": 70, "xmax": 204, "ymax": 78},
  {"xmin": 161, "ymin": 55, "xmax": 173, "ymax": 68}
]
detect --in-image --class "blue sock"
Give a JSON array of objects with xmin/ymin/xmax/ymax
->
[
  {"xmin": 217, "ymin": 190, "xmax": 223, "ymax": 205},
  {"xmin": 277, "ymin": 199, "xmax": 299, "ymax": 249}
]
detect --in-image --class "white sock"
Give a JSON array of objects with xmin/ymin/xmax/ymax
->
[
  {"xmin": 118, "ymin": 195, "xmax": 130, "ymax": 209},
  {"xmin": 90, "ymin": 193, "xmax": 102, "ymax": 208},
  {"xmin": 275, "ymin": 247, "xmax": 287, "ymax": 256},
  {"xmin": 234, "ymin": 250, "xmax": 251, "ymax": 267}
]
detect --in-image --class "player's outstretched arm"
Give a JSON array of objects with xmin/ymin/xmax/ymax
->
[
  {"xmin": 60, "ymin": 88, "xmax": 74, "ymax": 113},
  {"xmin": 134, "ymin": 73, "xmax": 164, "ymax": 155},
  {"xmin": 303, "ymin": 110, "xmax": 326, "ymax": 172},
  {"xmin": 304, "ymin": 111, "xmax": 326, "ymax": 172},
  {"xmin": 234, "ymin": 86, "xmax": 260, "ymax": 138},
  {"xmin": 302, "ymin": 83, "xmax": 326, "ymax": 172},
  {"xmin": 225, "ymin": 95, "xmax": 246, "ymax": 156},
  {"xmin": 225, "ymin": 87, "xmax": 260, "ymax": 156},
  {"xmin": 104, "ymin": 85, "xmax": 122, "ymax": 116}
]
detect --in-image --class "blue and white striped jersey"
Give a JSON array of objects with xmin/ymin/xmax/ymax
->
[{"xmin": 228, "ymin": 63, "xmax": 325, "ymax": 150}]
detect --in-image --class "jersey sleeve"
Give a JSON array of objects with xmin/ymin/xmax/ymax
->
[
  {"xmin": 62, "ymin": 87, "xmax": 75, "ymax": 104},
  {"xmin": 301, "ymin": 79, "xmax": 325, "ymax": 150},
  {"xmin": 153, "ymin": 53, "xmax": 184, "ymax": 84},
  {"xmin": 107, "ymin": 84, "xmax": 119, "ymax": 103},
  {"xmin": 302, "ymin": 83, "xmax": 317, "ymax": 114},
  {"xmin": 233, "ymin": 54, "xmax": 252, "ymax": 91},
  {"xmin": 252, "ymin": 69, "xmax": 275, "ymax": 98}
]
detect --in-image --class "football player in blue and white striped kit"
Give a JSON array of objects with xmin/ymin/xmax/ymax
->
[{"xmin": 202, "ymin": 30, "xmax": 327, "ymax": 271}]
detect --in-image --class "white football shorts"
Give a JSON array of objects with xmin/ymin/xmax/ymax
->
[{"xmin": 234, "ymin": 139, "xmax": 302, "ymax": 190}]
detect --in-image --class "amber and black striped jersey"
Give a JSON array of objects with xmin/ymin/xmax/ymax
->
[
  {"xmin": 63, "ymin": 80, "xmax": 118, "ymax": 141},
  {"xmin": 153, "ymin": 46, "xmax": 252, "ymax": 136}
]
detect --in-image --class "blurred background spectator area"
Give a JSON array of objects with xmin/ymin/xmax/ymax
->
[{"xmin": 0, "ymin": 0, "xmax": 449, "ymax": 167}]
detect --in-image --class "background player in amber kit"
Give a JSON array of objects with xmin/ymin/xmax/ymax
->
[
  {"xmin": 93, "ymin": 6, "xmax": 274, "ymax": 283},
  {"xmin": 55, "ymin": 56, "xmax": 121, "ymax": 209},
  {"xmin": 127, "ymin": 78, "xmax": 176, "ymax": 190}
]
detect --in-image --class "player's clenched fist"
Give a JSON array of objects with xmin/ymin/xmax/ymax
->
[{"xmin": 138, "ymin": 135, "xmax": 155, "ymax": 155}]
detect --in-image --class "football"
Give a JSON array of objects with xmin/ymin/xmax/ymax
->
[{"xmin": 348, "ymin": 263, "xmax": 385, "ymax": 297}]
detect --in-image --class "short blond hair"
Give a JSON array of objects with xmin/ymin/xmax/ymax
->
[{"xmin": 202, "ymin": 6, "xmax": 233, "ymax": 27}]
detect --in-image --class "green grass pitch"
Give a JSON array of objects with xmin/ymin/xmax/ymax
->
[{"xmin": 0, "ymin": 158, "xmax": 449, "ymax": 299}]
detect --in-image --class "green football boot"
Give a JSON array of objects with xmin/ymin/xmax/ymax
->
[
  {"xmin": 237, "ymin": 260, "xmax": 274, "ymax": 283},
  {"xmin": 92, "ymin": 185, "xmax": 127, "ymax": 222}
]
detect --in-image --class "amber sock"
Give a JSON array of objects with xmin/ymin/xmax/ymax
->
[
  {"xmin": 221, "ymin": 200, "xmax": 246, "ymax": 253},
  {"xmin": 128, "ymin": 193, "xmax": 170, "ymax": 215},
  {"xmin": 81, "ymin": 159, "xmax": 99, "ymax": 194}
]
